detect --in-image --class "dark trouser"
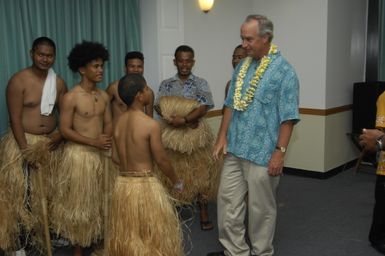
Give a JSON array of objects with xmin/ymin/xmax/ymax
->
[{"xmin": 369, "ymin": 175, "xmax": 385, "ymax": 244}]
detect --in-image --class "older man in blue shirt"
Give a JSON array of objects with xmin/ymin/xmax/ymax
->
[{"xmin": 210, "ymin": 15, "xmax": 300, "ymax": 256}]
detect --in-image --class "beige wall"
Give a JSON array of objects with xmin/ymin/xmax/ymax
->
[
  {"xmin": 206, "ymin": 115, "xmax": 221, "ymax": 137},
  {"xmin": 251, "ymin": 0, "xmax": 329, "ymax": 109},
  {"xmin": 289, "ymin": 111, "xmax": 360, "ymax": 172},
  {"xmin": 141, "ymin": 0, "xmax": 367, "ymax": 173},
  {"xmin": 207, "ymin": 110, "xmax": 360, "ymax": 173},
  {"xmin": 326, "ymin": 0, "xmax": 367, "ymax": 108},
  {"xmin": 324, "ymin": 111, "xmax": 361, "ymax": 171},
  {"xmin": 284, "ymin": 114, "xmax": 326, "ymax": 172}
]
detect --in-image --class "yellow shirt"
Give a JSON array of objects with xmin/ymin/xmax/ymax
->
[{"xmin": 376, "ymin": 92, "xmax": 385, "ymax": 176}]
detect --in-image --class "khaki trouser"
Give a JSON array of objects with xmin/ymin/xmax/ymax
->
[{"xmin": 217, "ymin": 154, "xmax": 280, "ymax": 256}]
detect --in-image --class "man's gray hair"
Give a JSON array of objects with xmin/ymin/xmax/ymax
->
[{"xmin": 245, "ymin": 15, "xmax": 274, "ymax": 42}]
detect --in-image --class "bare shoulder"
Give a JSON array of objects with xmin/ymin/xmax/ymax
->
[
  {"xmin": 68, "ymin": 85, "xmax": 82, "ymax": 94},
  {"xmin": 62, "ymin": 86, "xmax": 80, "ymax": 104},
  {"xmin": 99, "ymin": 89, "xmax": 111, "ymax": 103},
  {"xmin": 106, "ymin": 80, "xmax": 118, "ymax": 94},
  {"xmin": 56, "ymin": 75, "xmax": 67, "ymax": 92},
  {"xmin": 7, "ymin": 67, "xmax": 32, "ymax": 90},
  {"xmin": 146, "ymin": 117, "xmax": 160, "ymax": 132},
  {"xmin": 148, "ymin": 85, "xmax": 155, "ymax": 97}
]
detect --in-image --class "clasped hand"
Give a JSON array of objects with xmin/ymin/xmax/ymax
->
[
  {"xmin": 359, "ymin": 128, "xmax": 384, "ymax": 152},
  {"xmin": 95, "ymin": 134, "xmax": 112, "ymax": 150}
]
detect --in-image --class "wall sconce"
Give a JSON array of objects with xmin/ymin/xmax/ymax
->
[{"xmin": 198, "ymin": 0, "xmax": 215, "ymax": 13}]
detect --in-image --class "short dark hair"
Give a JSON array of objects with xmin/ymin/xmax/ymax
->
[
  {"xmin": 67, "ymin": 41, "xmax": 109, "ymax": 72},
  {"xmin": 174, "ymin": 45, "xmax": 194, "ymax": 58},
  {"xmin": 118, "ymin": 74, "xmax": 146, "ymax": 107},
  {"xmin": 124, "ymin": 51, "xmax": 144, "ymax": 66},
  {"xmin": 32, "ymin": 37, "xmax": 56, "ymax": 53}
]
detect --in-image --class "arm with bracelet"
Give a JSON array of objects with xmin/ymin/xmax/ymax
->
[
  {"xmin": 375, "ymin": 92, "xmax": 385, "ymax": 152},
  {"xmin": 377, "ymin": 135, "xmax": 384, "ymax": 152},
  {"xmin": 360, "ymin": 92, "xmax": 385, "ymax": 153},
  {"xmin": 360, "ymin": 129, "xmax": 385, "ymax": 152},
  {"xmin": 376, "ymin": 93, "xmax": 385, "ymax": 152}
]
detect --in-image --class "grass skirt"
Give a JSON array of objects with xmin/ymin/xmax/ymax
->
[
  {"xmin": 0, "ymin": 130, "xmax": 60, "ymax": 251},
  {"xmin": 0, "ymin": 176, "xmax": 17, "ymax": 251},
  {"xmin": 155, "ymin": 96, "xmax": 222, "ymax": 203},
  {"xmin": 158, "ymin": 96, "xmax": 212, "ymax": 154},
  {"xmin": 104, "ymin": 156, "xmax": 119, "ymax": 198},
  {"xmin": 108, "ymin": 174, "xmax": 183, "ymax": 256},
  {"xmin": 50, "ymin": 142, "xmax": 105, "ymax": 247}
]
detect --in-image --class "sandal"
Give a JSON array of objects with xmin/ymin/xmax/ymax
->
[{"xmin": 200, "ymin": 220, "xmax": 214, "ymax": 231}]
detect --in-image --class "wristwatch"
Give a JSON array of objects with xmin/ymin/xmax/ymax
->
[
  {"xmin": 275, "ymin": 146, "xmax": 286, "ymax": 153},
  {"xmin": 376, "ymin": 135, "xmax": 384, "ymax": 152}
]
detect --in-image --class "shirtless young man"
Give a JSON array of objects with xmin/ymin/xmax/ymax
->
[
  {"xmin": 0, "ymin": 36, "xmax": 67, "ymax": 253},
  {"xmin": 51, "ymin": 41, "xmax": 112, "ymax": 256},
  {"xmin": 6, "ymin": 37, "xmax": 67, "ymax": 151},
  {"xmin": 106, "ymin": 51, "xmax": 154, "ymax": 125},
  {"xmin": 109, "ymin": 74, "xmax": 183, "ymax": 255}
]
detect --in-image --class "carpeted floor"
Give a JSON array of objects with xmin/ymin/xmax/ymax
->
[
  {"xmin": 185, "ymin": 167, "xmax": 383, "ymax": 256},
  {"xmin": 49, "ymin": 167, "xmax": 384, "ymax": 255}
]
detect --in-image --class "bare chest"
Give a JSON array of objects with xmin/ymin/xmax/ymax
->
[
  {"xmin": 76, "ymin": 92, "xmax": 106, "ymax": 117},
  {"xmin": 23, "ymin": 84, "xmax": 44, "ymax": 108}
]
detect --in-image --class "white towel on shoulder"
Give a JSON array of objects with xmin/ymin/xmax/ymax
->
[{"xmin": 40, "ymin": 68, "xmax": 57, "ymax": 116}]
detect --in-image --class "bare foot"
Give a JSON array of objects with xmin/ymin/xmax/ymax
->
[
  {"xmin": 74, "ymin": 246, "xmax": 82, "ymax": 256},
  {"xmin": 91, "ymin": 248, "xmax": 104, "ymax": 256},
  {"xmin": 198, "ymin": 199, "xmax": 214, "ymax": 231}
]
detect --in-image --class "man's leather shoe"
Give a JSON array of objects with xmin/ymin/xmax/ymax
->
[
  {"xmin": 206, "ymin": 251, "xmax": 225, "ymax": 256},
  {"xmin": 372, "ymin": 242, "xmax": 385, "ymax": 255}
]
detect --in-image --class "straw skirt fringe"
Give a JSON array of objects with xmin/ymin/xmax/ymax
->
[
  {"xmin": 156, "ymin": 147, "xmax": 221, "ymax": 203},
  {"xmin": 0, "ymin": 177, "xmax": 18, "ymax": 251},
  {"xmin": 0, "ymin": 131, "xmax": 59, "ymax": 251},
  {"xmin": 50, "ymin": 143, "xmax": 104, "ymax": 247},
  {"xmin": 158, "ymin": 96, "xmax": 213, "ymax": 154},
  {"xmin": 108, "ymin": 175, "xmax": 183, "ymax": 256},
  {"xmin": 155, "ymin": 96, "xmax": 222, "ymax": 203}
]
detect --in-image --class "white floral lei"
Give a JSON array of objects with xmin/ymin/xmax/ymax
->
[{"xmin": 233, "ymin": 44, "xmax": 278, "ymax": 111}]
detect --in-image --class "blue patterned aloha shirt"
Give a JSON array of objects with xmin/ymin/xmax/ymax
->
[
  {"xmin": 225, "ymin": 51, "xmax": 300, "ymax": 166},
  {"xmin": 157, "ymin": 74, "xmax": 214, "ymax": 109}
]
